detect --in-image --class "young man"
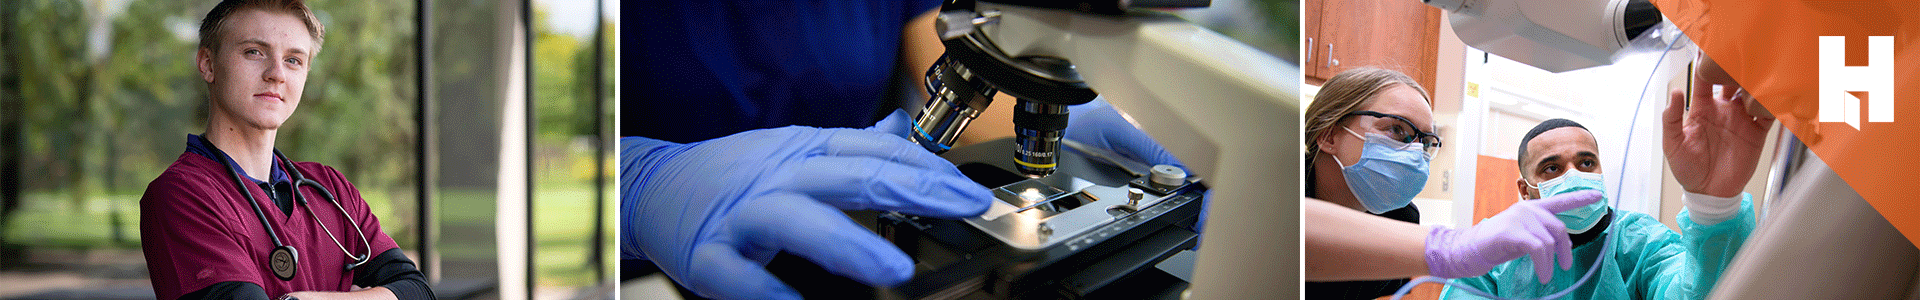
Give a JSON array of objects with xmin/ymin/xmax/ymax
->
[
  {"xmin": 1440, "ymin": 119, "xmax": 1755, "ymax": 299},
  {"xmin": 139, "ymin": 1, "xmax": 431, "ymax": 299}
]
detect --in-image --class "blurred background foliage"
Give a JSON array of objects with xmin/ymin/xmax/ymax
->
[{"xmin": 2, "ymin": 0, "xmax": 418, "ymax": 252}]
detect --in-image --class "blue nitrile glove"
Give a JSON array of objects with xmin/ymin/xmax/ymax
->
[
  {"xmin": 1066, "ymin": 99, "xmax": 1184, "ymax": 170},
  {"xmin": 868, "ymin": 109, "xmax": 917, "ymax": 140},
  {"xmin": 619, "ymin": 111, "xmax": 993, "ymax": 300},
  {"xmin": 1065, "ymin": 99, "xmax": 1209, "ymax": 232}
]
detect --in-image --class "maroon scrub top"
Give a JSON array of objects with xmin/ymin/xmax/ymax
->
[{"xmin": 140, "ymin": 152, "xmax": 399, "ymax": 299}]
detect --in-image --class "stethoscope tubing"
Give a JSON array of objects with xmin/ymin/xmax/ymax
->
[{"xmin": 204, "ymin": 135, "xmax": 372, "ymax": 275}]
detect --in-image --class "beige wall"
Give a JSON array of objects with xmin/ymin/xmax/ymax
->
[{"xmin": 1415, "ymin": 12, "xmax": 1467, "ymax": 202}]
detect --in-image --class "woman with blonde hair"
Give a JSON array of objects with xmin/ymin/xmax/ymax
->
[{"xmin": 1305, "ymin": 68, "xmax": 1439, "ymax": 223}]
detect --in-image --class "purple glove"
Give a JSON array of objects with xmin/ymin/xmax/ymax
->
[{"xmin": 1425, "ymin": 190, "xmax": 1603, "ymax": 282}]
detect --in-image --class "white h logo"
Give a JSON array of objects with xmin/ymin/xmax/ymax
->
[{"xmin": 1819, "ymin": 36, "xmax": 1894, "ymax": 129}]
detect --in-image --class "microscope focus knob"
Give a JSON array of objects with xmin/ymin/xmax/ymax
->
[{"xmin": 1150, "ymin": 164, "xmax": 1187, "ymax": 187}]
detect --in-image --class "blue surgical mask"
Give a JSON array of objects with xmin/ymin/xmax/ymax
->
[
  {"xmin": 1527, "ymin": 170, "xmax": 1609, "ymax": 233},
  {"xmin": 1335, "ymin": 127, "xmax": 1431, "ymax": 214}
]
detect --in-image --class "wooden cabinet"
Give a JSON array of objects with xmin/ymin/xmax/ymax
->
[{"xmin": 1304, "ymin": 0, "xmax": 1442, "ymax": 98}]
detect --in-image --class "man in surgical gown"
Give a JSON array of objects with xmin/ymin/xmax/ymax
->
[{"xmin": 1442, "ymin": 118, "xmax": 1758, "ymax": 299}]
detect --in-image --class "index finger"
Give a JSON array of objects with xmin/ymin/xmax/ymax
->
[
  {"xmin": 788, "ymin": 157, "xmax": 992, "ymax": 218},
  {"xmin": 1693, "ymin": 55, "xmax": 1745, "ymax": 112},
  {"xmin": 814, "ymin": 129, "xmax": 961, "ymax": 173}
]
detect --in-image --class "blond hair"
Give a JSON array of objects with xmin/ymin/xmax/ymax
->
[
  {"xmin": 198, "ymin": 0, "xmax": 326, "ymax": 54},
  {"xmin": 1303, "ymin": 67, "xmax": 1431, "ymax": 160}
]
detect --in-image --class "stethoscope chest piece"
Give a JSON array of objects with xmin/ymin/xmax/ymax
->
[
  {"xmin": 203, "ymin": 135, "xmax": 369, "ymax": 282},
  {"xmin": 271, "ymin": 245, "xmax": 298, "ymax": 281}
]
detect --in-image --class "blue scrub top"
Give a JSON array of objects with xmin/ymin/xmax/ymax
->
[{"xmin": 621, "ymin": 0, "xmax": 941, "ymax": 143}]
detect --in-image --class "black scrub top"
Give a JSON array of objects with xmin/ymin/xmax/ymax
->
[
  {"xmin": 1303, "ymin": 168, "xmax": 1423, "ymax": 300},
  {"xmin": 1305, "ymin": 204, "xmax": 1421, "ymax": 299}
]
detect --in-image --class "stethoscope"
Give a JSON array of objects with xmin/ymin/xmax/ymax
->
[{"xmin": 201, "ymin": 135, "xmax": 371, "ymax": 281}]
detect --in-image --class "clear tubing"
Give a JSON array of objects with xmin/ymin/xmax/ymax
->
[{"xmin": 1390, "ymin": 22, "xmax": 1687, "ymax": 300}]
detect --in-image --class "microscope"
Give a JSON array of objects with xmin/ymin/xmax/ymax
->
[
  {"xmin": 777, "ymin": 0, "xmax": 1291, "ymax": 298},
  {"xmin": 862, "ymin": 1, "xmax": 1213, "ymax": 298},
  {"xmin": 905, "ymin": 2, "xmax": 1105, "ymax": 178},
  {"xmin": 772, "ymin": 0, "xmax": 1298, "ymax": 297}
]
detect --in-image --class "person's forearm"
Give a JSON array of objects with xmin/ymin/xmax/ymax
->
[
  {"xmin": 348, "ymin": 248, "xmax": 433, "ymax": 300},
  {"xmin": 1304, "ymin": 198, "xmax": 1432, "ymax": 281},
  {"xmin": 282, "ymin": 287, "xmax": 395, "ymax": 300},
  {"xmin": 620, "ymin": 136, "xmax": 682, "ymax": 261}
]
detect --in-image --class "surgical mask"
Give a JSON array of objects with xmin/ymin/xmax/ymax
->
[
  {"xmin": 1334, "ymin": 127, "xmax": 1430, "ymax": 214},
  {"xmin": 1527, "ymin": 170, "xmax": 1609, "ymax": 234}
]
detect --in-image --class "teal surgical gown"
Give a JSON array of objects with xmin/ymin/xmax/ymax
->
[{"xmin": 1441, "ymin": 194, "xmax": 1755, "ymax": 299}]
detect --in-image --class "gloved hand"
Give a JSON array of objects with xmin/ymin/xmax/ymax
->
[
  {"xmin": 1065, "ymin": 99, "xmax": 1210, "ymax": 232},
  {"xmin": 1425, "ymin": 190, "xmax": 1603, "ymax": 283},
  {"xmin": 619, "ymin": 111, "xmax": 993, "ymax": 300},
  {"xmin": 1066, "ymin": 98, "xmax": 1183, "ymax": 169},
  {"xmin": 868, "ymin": 109, "xmax": 918, "ymax": 141}
]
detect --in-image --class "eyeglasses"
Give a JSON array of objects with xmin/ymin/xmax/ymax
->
[{"xmin": 1342, "ymin": 110, "xmax": 1443, "ymax": 154}]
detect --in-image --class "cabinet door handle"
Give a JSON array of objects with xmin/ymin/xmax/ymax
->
[
  {"xmin": 1306, "ymin": 37, "xmax": 1314, "ymax": 65},
  {"xmin": 1326, "ymin": 43, "xmax": 1338, "ymax": 68}
]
